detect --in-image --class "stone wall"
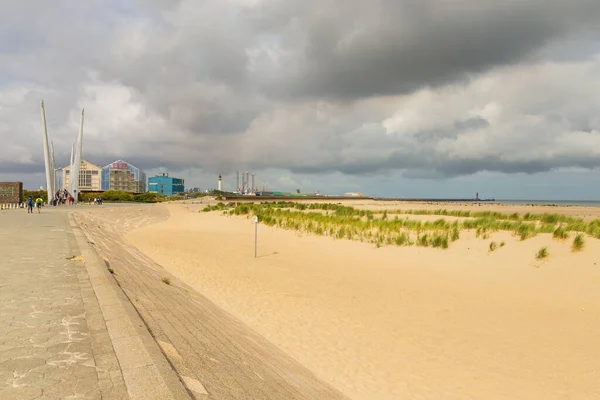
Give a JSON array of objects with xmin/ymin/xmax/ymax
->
[{"xmin": 0, "ymin": 182, "xmax": 23, "ymax": 204}]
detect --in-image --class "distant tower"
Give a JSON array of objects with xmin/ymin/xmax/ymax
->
[
  {"xmin": 218, "ymin": 174, "xmax": 222, "ymax": 191},
  {"xmin": 476, "ymin": 192, "xmax": 479, "ymax": 200},
  {"xmin": 236, "ymin": 171, "xmax": 240, "ymax": 193},
  {"xmin": 251, "ymin": 173, "xmax": 255, "ymax": 193}
]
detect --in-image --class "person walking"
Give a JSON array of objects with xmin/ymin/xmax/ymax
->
[
  {"xmin": 35, "ymin": 197, "xmax": 44, "ymax": 213},
  {"xmin": 26, "ymin": 197, "xmax": 34, "ymax": 213}
]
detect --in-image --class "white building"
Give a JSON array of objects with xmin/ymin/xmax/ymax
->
[{"xmin": 62, "ymin": 159, "xmax": 102, "ymax": 192}]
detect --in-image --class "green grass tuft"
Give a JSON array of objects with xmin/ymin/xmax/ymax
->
[
  {"xmin": 553, "ymin": 226, "xmax": 568, "ymax": 240},
  {"xmin": 572, "ymin": 234, "xmax": 585, "ymax": 252},
  {"xmin": 489, "ymin": 241, "xmax": 497, "ymax": 252},
  {"xmin": 161, "ymin": 277, "xmax": 171, "ymax": 285},
  {"xmin": 535, "ymin": 247, "xmax": 548, "ymax": 260}
]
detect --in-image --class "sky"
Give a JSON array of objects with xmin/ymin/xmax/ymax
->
[{"xmin": 2, "ymin": 0, "xmax": 600, "ymax": 199}]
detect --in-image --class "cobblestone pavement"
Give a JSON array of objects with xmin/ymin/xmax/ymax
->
[{"xmin": 0, "ymin": 206, "xmax": 128, "ymax": 399}]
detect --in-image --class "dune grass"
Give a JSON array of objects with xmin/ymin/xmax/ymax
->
[
  {"xmin": 536, "ymin": 247, "xmax": 549, "ymax": 260},
  {"xmin": 201, "ymin": 201, "xmax": 598, "ymax": 250},
  {"xmin": 553, "ymin": 226, "xmax": 568, "ymax": 240},
  {"xmin": 572, "ymin": 234, "xmax": 585, "ymax": 252}
]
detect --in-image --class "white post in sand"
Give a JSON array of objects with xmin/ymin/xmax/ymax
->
[
  {"xmin": 40, "ymin": 101, "xmax": 53, "ymax": 205},
  {"xmin": 253, "ymin": 215, "xmax": 258, "ymax": 258}
]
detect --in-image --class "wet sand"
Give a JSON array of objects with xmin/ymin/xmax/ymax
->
[{"xmin": 126, "ymin": 201, "xmax": 600, "ymax": 400}]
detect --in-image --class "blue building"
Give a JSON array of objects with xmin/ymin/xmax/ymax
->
[
  {"xmin": 101, "ymin": 160, "xmax": 146, "ymax": 193},
  {"xmin": 148, "ymin": 173, "xmax": 185, "ymax": 196}
]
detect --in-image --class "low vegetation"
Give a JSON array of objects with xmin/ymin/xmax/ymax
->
[
  {"xmin": 80, "ymin": 190, "xmax": 167, "ymax": 203},
  {"xmin": 161, "ymin": 277, "xmax": 171, "ymax": 285},
  {"xmin": 572, "ymin": 234, "xmax": 585, "ymax": 252},
  {"xmin": 201, "ymin": 201, "xmax": 598, "ymax": 250},
  {"xmin": 23, "ymin": 190, "xmax": 48, "ymax": 202},
  {"xmin": 553, "ymin": 226, "xmax": 568, "ymax": 240},
  {"xmin": 536, "ymin": 247, "xmax": 549, "ymax": 260}
]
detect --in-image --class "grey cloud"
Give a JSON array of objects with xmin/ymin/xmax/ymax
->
[
  {"xmin": 0, "ymin": 162, "xmax": 44, "ymax": 174},
  {"xmin": 2, "ymin": 0, "xmax": 600, "ymax": 191},
  {"xmin": 250, "ymin": 0, "xmax": 600, "ymax": 99},
  {"xmin": 94, "ymin": 0, "xmax": 600, "ymax": 136},
  {"xmin": 281, "ymin": 153, "xmax": 600, "ymax": 179},
  {"xmin": 453, "ymin": 117, "xmax": 489, "ymax": 132}
]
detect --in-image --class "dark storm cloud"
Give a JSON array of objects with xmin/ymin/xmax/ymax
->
[
  {"xmin": 249, "ymin": 0, "xmax": 600, "ymax": 99},
  {"xmin": 284, "ymin": 153, "xmax": 600, "ymax": 178},
  {"xmin": 0, "ymin": 162, "xmax": 44, "ymax": 174}
]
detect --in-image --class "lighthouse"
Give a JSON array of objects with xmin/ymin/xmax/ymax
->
[{"xmin": 218, "ymin": 175, "xmax": 222, "ymax": 191}]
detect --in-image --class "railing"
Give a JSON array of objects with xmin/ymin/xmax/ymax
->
[{"xmin": 0, "ymin": 203, "xmax": 25, "ymax": 210}]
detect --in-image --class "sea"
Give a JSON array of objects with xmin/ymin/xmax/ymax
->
[{"xmin": 494, "ymin": 200, "xmax": 600, "ymax": 207}]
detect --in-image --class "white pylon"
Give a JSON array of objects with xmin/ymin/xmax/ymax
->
[
  {"xmin": 69, "ymin": 109, "xmax": 84, "ymax": 203},
  {"xmin": 40, "ymin": 101, "xmax": 53, "ymax": 204}
]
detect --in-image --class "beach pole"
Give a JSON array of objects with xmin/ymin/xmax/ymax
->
[{"xmin": 253, "ymin": 215, "xmax": 258, "ymax": 258}]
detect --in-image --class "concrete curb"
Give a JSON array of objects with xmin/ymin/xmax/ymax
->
[{"xmin": 68, "ymin": 213, "xmax": 193, "ymax": 400}]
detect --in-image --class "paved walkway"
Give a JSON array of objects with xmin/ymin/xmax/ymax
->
[
  {"xmin": 0, "ymin": 206, "xmax": 189, "ymax": 399},
  {"xmin": 1, "ymin": 204, "xmax": 348, "ymax": 399},
  {"xmin": 74, "ymin": 205, "xmax": 348, "ymax": 400}
]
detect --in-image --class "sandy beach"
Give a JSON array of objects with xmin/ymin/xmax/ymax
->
[{"xmin": 125, "ymin": 201, "xmax": 600, "ymax": 400}]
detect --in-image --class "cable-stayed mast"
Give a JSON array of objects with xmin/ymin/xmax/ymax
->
[
  {"xmin": 69, "ymin": 109, "xmax": 84, "ymax": 203},
  {"xmin": 40, "ymin": 101, "xmax": 53, "ymax": 203}
]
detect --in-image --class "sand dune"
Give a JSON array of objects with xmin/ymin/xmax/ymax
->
[{"xmin": 126, "ymin": 202, "xmax": 600, "ymax": 400}]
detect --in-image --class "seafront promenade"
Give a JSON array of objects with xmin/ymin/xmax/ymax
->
[
  {"xmin": 0, "ymin": 206, "xmax": 190, "ymax": 399},
  {"xmin": 1, "ymin": 204, "xmax": 347, "ymax": 400}
]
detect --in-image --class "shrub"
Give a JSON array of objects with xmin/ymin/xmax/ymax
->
[
  {"xmin": 24, "ymin": 190, "xmax": 48, "ymax": 202},
  {"xmin": 133, "ymin": 192, "xmax": 165, "ymax": 203},
  {"xmin": 100, "ymin": 190, "xmax": 135, "ymax": 202},
  {"xmin": 500, "ymin": 241, "xmax": 505, "ymax": 247},
  {"xmin": 572, "ymin": 234, "xmax": 585, "ymax": 252},
  {"xmin": 536, "ymin": 247, "xmax": 548, "ymax": 260}
]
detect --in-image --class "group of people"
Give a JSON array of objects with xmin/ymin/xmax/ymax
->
[
  {"xmin": 24, "ymin": 190, "xmax": 104, "ymax": 213},
  {"xmin": 53, "ymin": 190, "xmax": 74, "ymax": 206},
  {"xmin": 88, "ymin": 197, "xmax": 103, "ymax": 205},
  {"xmin": 26, "ymin": 197, "xmax": 44, "ymax": 213}
]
